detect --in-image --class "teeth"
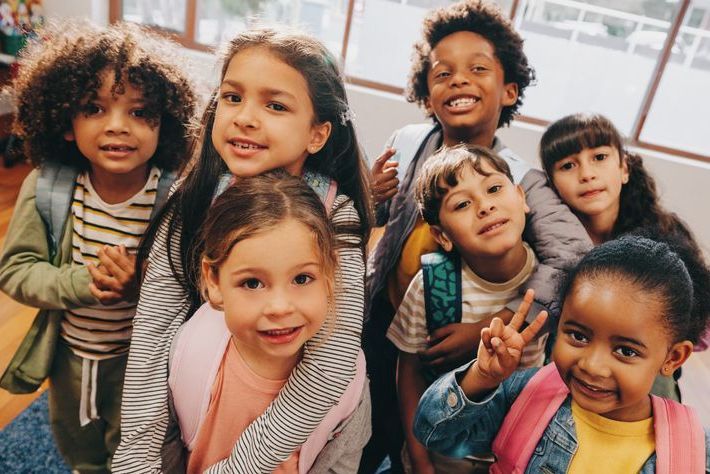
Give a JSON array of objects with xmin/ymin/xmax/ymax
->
[
  {"xmin": 232, "ymin": 142, "xmax": 262, "ymax": 149},
  {"xmin": 264, "ymin": 328, "xmax": 295, "ymax": 336},
  {"xmin": 447, "ymin": 97, "xmax": 477, "ymax": 107},
  {"xmin": 483, "ymin": 222, "xmax": 504, "ymax": 233}
]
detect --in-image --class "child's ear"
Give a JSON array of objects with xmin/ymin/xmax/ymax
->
[
  {"xmin": 516, "ymin": 184, "xmax": 529, "ymax": 214},
  {"xmin": 423, "ymin": 97, "xmax": 434, "ymax": 117},
  {"xmin": 660, "ymin": 340, "xmax": 694, "ymax": 376},
  {"xmin": 430, "ymin": 224, "xmax": 454, "ymax": 252},
  {"xmin": 307, "ymin": 121, "xmax": 333, "ymax": 155},
  {"xmin": 201, "ymin": 260, "xmax": 224, "ymax": 310},
  {"xmin": 64, "ymin": 130, "xmax": 75, "ymax": 142},
  {"xmin": 502, "ymin": 82, "xmax": 519, "ymax": 107},
  {"xmin": 621, "ymin": 154, "xmax": 630, "ymax": 185}
]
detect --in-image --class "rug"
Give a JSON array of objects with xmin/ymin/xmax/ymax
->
[{"xmin": 0, "ymin": 392, "xmax": 70, "ymax": 473}]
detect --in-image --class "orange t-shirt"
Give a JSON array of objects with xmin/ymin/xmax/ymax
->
[{"xmin": 187, "ymin": 341, "xmax": 299, "ymax": 473}]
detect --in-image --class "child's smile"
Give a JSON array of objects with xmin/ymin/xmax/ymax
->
[
  {"xmin": 552, "ymin": 276, "xmax": 674, "ymax": 422},
  {"xmin": 424, "ymin": 31, "xmax": 517, "ymax": 147}
]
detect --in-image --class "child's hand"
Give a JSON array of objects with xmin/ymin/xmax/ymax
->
[
  {"xmin": 371, "ymin": 147, "xmax": 399, "ymax": 204},
  {"xmin": 419, "ymin": 322, "xmax": 483, "ymax": 373},
  {"xmin": 87, "ymin": 245, "xmax": 138, "ymax": 305},
  {"xmin": 474, "ymin": 290, "xmax": 548, "ymax": 385}
]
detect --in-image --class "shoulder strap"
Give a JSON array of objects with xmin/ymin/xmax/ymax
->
[
  {"xmin": 150, "ymin": 169, "xmax": 177, "ymax": 220},
  {"xmin": 389, "ymin": 123, "xmax": 437, "ymax": 180},
  {"xmin": 421, "ymin": 251, "xmax": 462, "ymax": 333},
  {"xmin": 213, "ymin": 172, "xmax": 338, "ymax": 216},
  {"xmin": 491, "ymin": 363, "xmax": 569, "ymax": 474},
  {"xmin": 35, "ymin": 162, "xmax": 79, "ymax": 260},
  {"xmin": 167, "ymin": 303, "xmax": 231, "ymax": 451},
  {"xmin": 651, "ymin": 395, "xmax": 706, "ymax": 474}
]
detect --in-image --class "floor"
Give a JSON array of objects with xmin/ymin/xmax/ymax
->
[{"xmin": 0, "ymin": 162, "xmax": 709, "ymax": 430}]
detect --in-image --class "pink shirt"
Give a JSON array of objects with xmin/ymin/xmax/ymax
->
[{"xmin": 187, "ymin": 341, "xmax": 299, "ymax": 473}]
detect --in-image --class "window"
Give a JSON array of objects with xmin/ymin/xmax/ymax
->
[{"xmin": 110, "ymin": 0, "xmax": 709, "ymax": 161}]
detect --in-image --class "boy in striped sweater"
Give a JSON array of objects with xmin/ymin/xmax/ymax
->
[{"xmin": 0, "ymin": 21, "xmax": 195, "ymax": 473}]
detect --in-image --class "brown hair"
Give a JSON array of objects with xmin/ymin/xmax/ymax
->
[
  {"xmin": 12, "ymin": 20, "xmax": 196, "ymax": 171},
  {"xmin": 140, "ymin": 27, "xmax": 372, "ymax": 312},
  {"xmin": 198, "ymin": 170, "xmax": 338, "ymax": 308},
  {"xmin": 415, "ymin": 144, "xmax": 513, "ymax": 225},
  {"xmin": 408, "ymin": 0, "xmax": 535, "ymax": 127},
  {"xmin": 540, "ymin": 113, "xmax": 696, "ymax": 240}
]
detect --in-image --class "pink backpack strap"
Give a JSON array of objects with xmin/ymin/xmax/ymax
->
[
  {"xmin": 491, "ymin": 363, "xmax": 569, "ymax": 474},
  {"xmin": 168, "ymin": 303, "xmax": 231, "ymax": 451},
  {"xmin": 652, "ymin": 395, "xmax": 706, "ymax": 473},
  {"xmin": 324, "ymin": 179, "xmax": 338, "ymax": 216}
]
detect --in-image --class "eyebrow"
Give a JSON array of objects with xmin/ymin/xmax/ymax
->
[
  {"xmin": 562, "ymin": 321, "xmax": 647, "ymax": 348},
  {"xmin": 432, "ymin": 52, "xmax": 495, "ymax": 67},
  {"xmin": 220, "ymin": 79, "xmax": 296, "ymax": 101}
]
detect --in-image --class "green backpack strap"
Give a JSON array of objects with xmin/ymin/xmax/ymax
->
[
  {"xmin": 421, "ymin": 252, "xmax": 462, "ymax": 333},
  {"xmin": 35, "ymin": 162, "xmax": 80, "ymax": 261}
]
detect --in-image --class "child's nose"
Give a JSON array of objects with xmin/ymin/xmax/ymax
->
[
  {"xmin": 579, "ymin": 163, "xmax": 596, "ymax": 182},
  {"xmin": 477, "ymin": 200, "xmax": 496, "ymax": 218},
  {"xmin": 233, "ymin": 103, "xmax": 258, "ymax": 129},
  {"xmin": 263, "ymin": 289, "xmax": 295, "ymax": 317},
  {"xmin": 105, "ymin": 110, "xmax": 129, "ymax": 135},
  {"xmin": 578, "ymin": 348, "xmax": 611, "ymax": 378},
  {"xmin": 449, "ymin": 69, "xmax": 470, "ymax": 87}
]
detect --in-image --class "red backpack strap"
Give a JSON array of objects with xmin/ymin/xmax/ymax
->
[
  {"xmin": 651, "ymin": 395, "xmax": 706, "ymax": 474},
  {"xmin": 491, "ymin": 363, "xmax": 569, "ymax": 473}
]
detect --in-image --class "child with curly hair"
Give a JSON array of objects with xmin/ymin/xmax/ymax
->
[{"xmin": 0, "ymin": 20, "xmax": 196, "ymax": 472}]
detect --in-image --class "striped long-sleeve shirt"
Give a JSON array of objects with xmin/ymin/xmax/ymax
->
[
  {"xmin": 63, "ymin": 169, "xmax": 160, "ymax": 360},
  {"xmin": 112, "ymin": 192, "xmax": 365, "ymax": 473}
]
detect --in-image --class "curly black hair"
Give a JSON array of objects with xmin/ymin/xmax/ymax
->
[
  {"xmin": 12, "ymin": 20, "xmax": 196, "ymax": 171},
  {"xmin": 407, "ymin": 0, "xmax": 535, "ymax": 127}
]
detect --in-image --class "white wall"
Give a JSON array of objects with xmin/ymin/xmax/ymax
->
[{"xmin": 348, "ymin": 85, "xmax": 710, "ymax": 256}]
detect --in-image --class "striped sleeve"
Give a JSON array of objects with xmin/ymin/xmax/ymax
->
[
  {"xmin": 206, "ymin": 194, "xmax": 365, "ymax": 473},
  {"xmin": 112, "ymin": 206, "xmax": 190, "ymax": 473},
  {"xmin": 387, "ymin": 270, "xmax": 429, "ymax": 354}
]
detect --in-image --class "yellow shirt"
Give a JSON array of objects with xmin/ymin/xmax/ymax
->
[
  {"xmin": 386, "ymin": 217, "xmax": 439, "ymax": 310},
  {"xmin": 568, "ymin": 400, "xmax": 655, "ymax": 473}
]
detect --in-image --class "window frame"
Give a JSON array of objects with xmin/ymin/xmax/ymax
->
[{"xmin": 109, "ymin": 0, "xmax": 708, "ymax": 163}]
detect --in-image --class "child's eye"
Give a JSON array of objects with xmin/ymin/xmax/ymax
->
[
  {"xmin": 293, "ymin": 274, "xmax": 313, "ymax": 285},
  {"xmin": 267, "ymin": 102, "xmax": 288, "ymax": 112},
  {"xmin": 82, "ymin": 103, "xmax": 102, "ymax": 115},
  {"xmin": 471, "ymin": 65, "xmax": 488, "ymax": 73},
  {"xmin": 433, "ymin": 70, "xmax": 450, "ymax": 80},
  {"xmin": 131, "ymin": 108, "xmax": 146, "ymax": 118},
  {"xmin": 567, "ymin": 330, "xmax": 588, "ymax": 344},
  {"xmin": 614, "ymin": 346, "xmax": 639, "ymax": 358},
  {"xmin": 454, "ymin": 200, "xmax": 470, "ymax": 211},
  {"xmin": 558, "ymin": 161, "xmax": 575, "ymax": 171},
  {"xmin": 240, "ymin": 278, "xmax": 263, "ymax": 290},
  {"xmin": 488, "ymin": 184, "xmax": 502, "ymax": 194},
  {"xmin": 222, "ymin": 92, "xmax": 241, "ymax": 103},
  {"xmin": 594, "ymin": 153, "xmax": 608, "ymax": 161}
]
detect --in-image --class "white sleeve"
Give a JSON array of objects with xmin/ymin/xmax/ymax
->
[{"xmin": 386, "ymin": 270, "xmax": 428, "ymax": 354}]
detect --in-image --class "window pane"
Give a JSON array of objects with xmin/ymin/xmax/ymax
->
[
  {"xmin": 641, "ymin": 3, "xmax": 710, "ymax": 156},
  {"xmin": 194, "ymin": 0, "xmax": 347, "ymax": 59},
  {"xmin": 515, "ymin": 0, "xmax": 682, "ymax": 135},
  {"xmin": 122, "ymin": 0, "xmax": 186, "ymax": 33},
  {"xmin": 344, "ymin": 0, "xmax": 513, "ymax": 88}
]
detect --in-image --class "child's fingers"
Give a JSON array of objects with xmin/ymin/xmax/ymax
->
[
  {"xmin": 428, "ymin": 325, "xmax": 455, "ymax": 346},
  {"xmin": 508, "ymin": 289, "xmax": 535, "ymax": 331},
  {"xmin": 520, "ymin": 311, "xmax": 549, "ymax": 345},
  {"xmin": 371, "ymin": 148, "xmax": 397, "ymax": 174},
  {"xmin": 102, "ymin": 246, "xmax": 134, "ymax": 274},
  {"xmin": 480, "ymin": 327, "xmax": 494, "ymax": 355},
  {"xmin": 491, "ymin": 336, "xmax": 515, "ymax": 368},
  {"xmin": 89, "ymin": 283, "xmax": 122, "ymax": 304},
  {"xmin": 489, "ymin": 317, "xmax": 505, "ymax": 339}
]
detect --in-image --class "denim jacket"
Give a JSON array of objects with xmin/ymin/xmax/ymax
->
[{"xmin": 414, "ymin": 363, "xmax": 710, "ymax": 473}]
